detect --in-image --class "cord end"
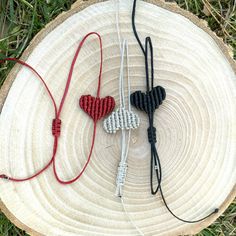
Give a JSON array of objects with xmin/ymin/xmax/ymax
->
[
  {"xmin": 214, "ymin": 208, "xmax": 219, "ymax": 214},
  {"xmin": 0, "ymin": 174, "xmax": 9, "ymax": 180},
  {"xmin": 115, "ymin": 186, "xmax": 123, "ymax": 198}
]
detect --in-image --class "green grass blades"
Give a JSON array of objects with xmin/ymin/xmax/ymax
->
[
  {"xmin": 176, "ymin": 0, "xmax": 236, "ymax": 59},
  {"xmin": 196, "ymin": 198, "xmax": 236, "ymax": 236},
  {"xmin": 0, "ymin": 211, "xmax": 27, "ymax": 236},
  {"xmin": 0, "ymin": 0, "xmax": 77, "ymax": 85}
]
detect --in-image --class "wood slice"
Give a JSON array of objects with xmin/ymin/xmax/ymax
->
[{"xmin": 0, "ymin": 0, "xmax": 236, "ymax": 235}]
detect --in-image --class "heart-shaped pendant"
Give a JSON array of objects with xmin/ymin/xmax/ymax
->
[
  {"xmin": 103, "ymin": 107, "xmax": 140, "ymax": 134},
  {"xmin": 130, "ymin": 86, "xmax": 166, "ymax": 114},
  {"xmin": 79, "ymin": 95, "xmax": 115, "ymax": 121}
]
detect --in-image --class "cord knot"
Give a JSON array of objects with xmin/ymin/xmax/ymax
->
[
  {"xmin": 147, "ymin": 127, "xmax": 157, "ymax": 143},
  {"xmin": 52, "ymin": 118, "xmax": 61, "ymax": 137},
  {"xmin": 115, "ymin": 162, "xmax": 128, "ymax": 197}
]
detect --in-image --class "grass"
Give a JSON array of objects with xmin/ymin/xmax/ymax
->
[{"xmin": 0, "ymin": 0, "xmax": 235, "ymax": 235}]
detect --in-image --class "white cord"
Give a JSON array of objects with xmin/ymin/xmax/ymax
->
[
  {"xmin": 113, "ymin": 1, "xmax": 144, "ymax": 235},
  {"xmin": 121, "ymin": 198, "xmax": 145, "ymax": 236},
  {"xmin": 115, "ymin": 39, "xmax": 131, "ymax": 197},
  {"xmin": 115, "ymin": 0, "xmax": 122, "ymax": 53},
  {"xmin": 104, "ymin": 2, "xmax": 139, "ymax": 135},
  {"xmin": 115, "ymin": 41, "xmax": 143, "ymax": 236}
]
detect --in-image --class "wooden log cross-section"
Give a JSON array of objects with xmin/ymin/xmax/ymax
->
[{"xmin": 0, "ymin": 0, "xmax": 235, "ymax": 235}]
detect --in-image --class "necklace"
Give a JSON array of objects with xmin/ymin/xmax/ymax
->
[
  {"xmin": 0, "ymin": 32, "xmax": 115, "ymax": 184},
  {"xmin": 131, "ymin": 0, "xmax": 218, "ymax": 224}
]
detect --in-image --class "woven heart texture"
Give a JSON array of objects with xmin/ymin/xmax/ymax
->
[
  {"xmin": 103, "ymin": 107, "xmax": 140, "ymax": 134},
  {"xmin": 79, "ymin": 95, "xmax": 115, "ymax": 121},
  {"xmin": 130, "ymin": 86, "xmax": 166, "ymax": 113}
]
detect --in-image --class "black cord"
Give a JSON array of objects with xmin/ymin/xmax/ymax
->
[
  {"xmin": 130, "ymin": 0, "xmax": 218, "ymax": 223},
  {"xmin": 132, "ymin": 0, "xmax": 145, "ymax": 55}
]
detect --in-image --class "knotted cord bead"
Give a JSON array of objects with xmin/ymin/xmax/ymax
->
[
  {"xmin": 147, "ymin": 127, "xmax": 157, "ymax": 144},
  {"xmin": 115, "ymin": 162, "xmax": 128, "ymax": 197},
  {"xmin": 52, "ymin": 118, "xmax": 61, "ymax": 137}
]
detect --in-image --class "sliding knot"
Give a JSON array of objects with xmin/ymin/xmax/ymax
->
[
  {"xmin": 116, "ymin": 162, "xmax": 128, "ymax": 185},
  {"xmin": 147, "ymin": 127, "xmax": 157, "ymax": 143},
  {"xmin": 103, "ymin": 107, "xmax": 140, "ymax": 134},
  {"xmin": 52, "ymin": 118, "xmax": 61, "ymax": 137},
  {"xmin": 79, "ymin": 95, "xmax": 115, "ymax": 121},
  {"xmin": 130, "ymin": 86, "xmax": 166, "ymax": 114},
  {"xmin": 115, "ymin": 162, "xmax": 128, "ymax": 197}
]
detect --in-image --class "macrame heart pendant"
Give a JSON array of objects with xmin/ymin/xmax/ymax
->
[
  {"xmin": 79, "ymin": 95, "xmax": 115, "ymax": 121},
  {"xmin": 103, "ymin": 107, "xmax": 140, "ymax": 134},
  {"xmin": 130, "ymin": 86, "xmax": 166, "ymax": 114}
]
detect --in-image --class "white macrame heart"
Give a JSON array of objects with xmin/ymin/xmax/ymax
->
[{"xmin": 103, "ymin": 107, "xmax": 140, "ymax": 134}]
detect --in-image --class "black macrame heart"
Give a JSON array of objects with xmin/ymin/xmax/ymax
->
[
  {"xmin": 130, "ymin": 86, "xmax": 166, "ymax": 114},
  {"xmin": 129, "ymin": 33, "xmax": 166, "ymax": 197}
]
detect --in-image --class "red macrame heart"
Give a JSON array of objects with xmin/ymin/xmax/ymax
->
[{"xmin": 79, "ymin": 95, "xmax": 115, "ymax": 121}]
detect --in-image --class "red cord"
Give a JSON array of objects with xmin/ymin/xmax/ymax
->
[
  {"xmin": 0, "ymin": 58, "xmax": 58, "ymax": 117},
  {"xmin": 52, "ymin": 32, "xmax": 114, "ymax": 184},
  {"xmin": 0, "ymin": 32, "xmax": 115, "ymax": 184},
  {"xmin": 0, "ymin": 58, "xmax": 58, "ymax": 182}
]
